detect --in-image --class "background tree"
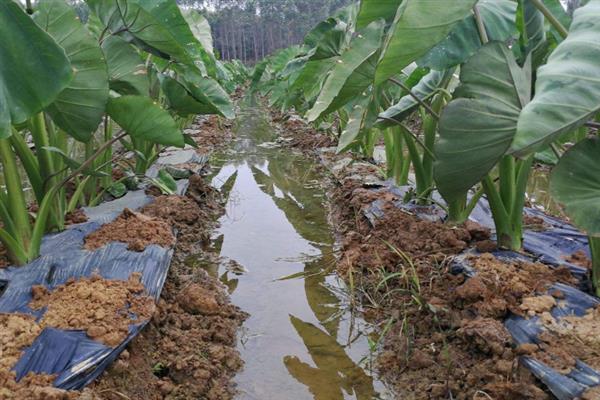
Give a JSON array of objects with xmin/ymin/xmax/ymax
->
[{"xmin": 177, "ymin": 0, "xmax": 352, "ymax": 64}]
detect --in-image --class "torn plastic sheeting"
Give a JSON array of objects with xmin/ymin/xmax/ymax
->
[
  {"xmin": 13, "ymin": 325, "xmax": 146, "ymax": 390},
  {"xmin": 521, "ymin": 357, "xmax": 588, "ymax": 400},
  {"xmin": 504, "ymin": 283, "xmax": 600, "ymax": 398},
  {"xmin": 0, "ymin": 188, "xmax": 177, "ymax": 390}
]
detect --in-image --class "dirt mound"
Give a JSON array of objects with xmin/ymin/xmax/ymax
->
[
  {"xmin": 186, "ymin": 115, "xmax": 235, "ymax": 154},
  {"xmin": 454, "ymin": 254, "xmax": 576, "ymax": 319},
  {"xmin": 30, "ymin": 273, "xmax": 155, "ymax": 347},
  {"xmin": 90, "ymin": 174, "xmax": 247, "ymax": 400},
  {"xmin": 84, "ymin": 209, "xmax": 175, "ymax": 252},
  {"xmin": 271, "ymin": 108, "xmax": 337, "ymax": 152},
  {"xmin": 327, "ymin": 163, "xmax": 565, "ymax": 399}
]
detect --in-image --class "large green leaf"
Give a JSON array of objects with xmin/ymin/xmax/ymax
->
[
  {"xmin": 304, "ymin": 18, "xmax": 348, "ymax": 60},
  {"xmin": 517, "ymin": 0, "xmax": 546, "ymax": 61},
  {"xmin": 434, "ymin": 42, "xmax": 530, "ymax": 202},
  {"xmin": 87, "ymin": 0, "xmax": 193, "ymax": 64},
  {"xmin": 336, "ymin": 93, "xmax": 379, "ymax": 153},
  {"xmin": 178, "ymin": 70, "xmax": 235, "ymax": 119},
  {"xmin": 34, "ymin": 0, "xmax": 109, "ymax": 142},
  {"xmin": 183, "ymin": 11, "xmax": 213, "ymax": 55},
  {"xmin": 290, "ymin": 58, "xmax": 337, "ymax": 105},
  {"xmin": 107, "ymin": 96, "xmax": 184, "ymax": 147},
  {"xmin": 0, "ymin": 0, "xmax": 72, "ymax": 138},
  {"xmin": 161, "ymin": 75, "xmax": 212, "ymax": 116},
  {"xmin": 374, "ymin": 0, "xmax": 476, "ymax": 85},
  {"xmin": 511, "ymin": 0, "xmax": 600, "ymax": 156},
  {"xmin": 377, "ymin": 69, "xmax": 454, "ymax": 128},
  {"xmin": 102, "ymin": 35, "xmax": 149, "ymax": 95},
  {"xmin": 306, "ymin": 20, "xmax": 385, "ymax": 122},
  {"xmin": 356, "ymin": 0, "xmax": 402, "ymax": 30},
  {"xmin": 550, "ymin": 137, "xmax": 600, "ymax": 235},
  {"xmin": 419, "ymin": 0, "xmax": 517, "ymax": 70}
]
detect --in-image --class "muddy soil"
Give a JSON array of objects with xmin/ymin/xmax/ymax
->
[
  {"xmin": 268, "ymin": 107, "xmax": 337, "ymax": 152},
  {"xmin": 324, "ymin": 155, "xmax": 562, "ymax": 399},
  {"xmin": 187, "ymin": 115, "xmax": 235, "ymax": 154},
  {"xmin": 270, "ymin": 110, "xmax": 600, "ymax": 399},
  {"xmin": 90, "ymin": 174, "xmax": 247, "ymax": 400},
  {"xmin": 84, "ymin": 208, "xmax": 176, "ymax": 252},
  {"xmin": 1, "ymin": 115, "xmax": 241, "ymax": 398},
  {"xmin": 30, "ymin": 273, "xmax": 155, "ymax": 347}
]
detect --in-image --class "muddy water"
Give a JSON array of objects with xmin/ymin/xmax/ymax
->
[{"xmin": 205, "ymin": 101, "xmax": 391, "ymax": 400}]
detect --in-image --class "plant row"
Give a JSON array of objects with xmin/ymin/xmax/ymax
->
[
  {"xmin": 252, "ymin": 0, "xmax": 600, "ymax": 294},
  {"xmin": 0, "ymin": 0, "xmax": 250, "ymax": 265}
]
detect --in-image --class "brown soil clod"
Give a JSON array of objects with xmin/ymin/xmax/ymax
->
[
  {"xmin": 29, "ymin": 273, "xmax": 155, "ymax": 347},
  {"xmin": 84, "ymin": 208, "xmax": 176, "ymax": 252}
]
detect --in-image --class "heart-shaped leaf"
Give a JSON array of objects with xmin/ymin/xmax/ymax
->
[
  {"xmin": 374, "ymin": 0, "xmax": 476, "ymax": 85},
  {"xmin": 34, "ymin": 0, "xmax": 109, "ymax": 142},
  {"xmin": 434, "ymin": 42, "xmax": 530, "ymax": 202},
  {"xmin": 107, "ymin": 96, "xmax": 184, "ymax": 147},
  {"xmin": 306, "ymin": 20, "xmax": 385, "ymax": 122},
  {"xmin": 512, "ymin": 0, "xmax": 600, "ymax": 156},
  {"xmin": 550, "ymin": 137, "xmax": 600, "ymax": 235},
  {"xmin": 418, "ymin": 0, "xmax": 517, "ymax": 70},
  {"xmin": 0, "ymin": 0, "xmax": 72, "ymax": 137},
  {"xmin": 102, "ymin": 36, "xmax": 149, "ymax": 96}
]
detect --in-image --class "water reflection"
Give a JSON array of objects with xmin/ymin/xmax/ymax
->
[
  {"xmin": 206, "ymin": 99, "xmax": 388, "ymax": 399},
  {"xmin": 285, "ymin": 315, "xmax": 376, "ymax": 400}
]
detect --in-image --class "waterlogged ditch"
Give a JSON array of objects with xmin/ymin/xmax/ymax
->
[{"xmin": 204, "ymin": 100, "xmax": 392, "ymax": 400}]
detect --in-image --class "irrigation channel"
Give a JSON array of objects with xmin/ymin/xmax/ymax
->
[{"xmin": 201, "ymin": 99, "xmax": 392, "ymax": 400}]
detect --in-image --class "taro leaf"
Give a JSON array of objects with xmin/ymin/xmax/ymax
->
[
  {"xmin": 0, "ymin": 0, "xmax": 72, "ymax": 138},
  {"xmin": 312, "ymin": 52, "xmax": 380, "ymax": 120},
  {"xmin": 108, "ymin": 182, "xmax": 127, "ymax": 198},
  {"xmin": 270, "ymin": 46, "xmax": 305, "ymax": 75},
  {"xmin": 131, "ymin": 0, "xmax": 204, "ymax": 60},
  {"xmin": 304, "ymin": 18, "xmax": 347, "ymax": 60},
  {"xmin": 34, "ymin": 0, "xmax": 109, "ymax": 142},
  {"xmin": 306, "ymin": 20, "xmax": 385, "ymax": 122},
  {"xmin": 434, "ymin": 42, "xmax": 530, "ymax": 202},
  {"xmin": 183, "ymin": 134, "xmax": 199, "ymax": 149},
  {"xmin": 289, "ymin": 58, "xmax": 337, "ymax": 104},
  {"xmin": 178, "ymin": 69, "xmax": 235, "ymax": 119},
  {"xmin": 511, "ymin": 0, "xmax": 600, "ymax": 156},
  {"xmin": 183, "ymin": 11, "xmax": 213, "ymax": 55},
  {"xmin": 516, "ymin": 0, "xmax": 546, "ymax": 64},
  {"xmin": 377, "ymin": 69, "xmax": 454, "ymax": 128},
  {"xmin": 160, "ymin": 75, "xmax": 206, "ymax": 116},
  {"xmin": 107, "ymin": 96, "xmax": 184, "ymax": 147},
  {"xmin": 43, "ymin": 146, "xmax": 108, "ymax": 177},
  {"xmin": 550, "ymin": 137, "xmax": 600, "ymax": 234},
  {"xmin": 419, "ymin": 0, "xmax": 517, "ymax": 70},
  {"xmin": 153, "ymin": 169, "xmax": 177, "ymax": 194},
  {"xmin": 374, "ymin": 0, "xmax": 476, "ymax": 85},
  {"xmin": 356, "ymin": 0, "xmax": 402, "ymax": 30},
  {"xmin": 102, "ymin": 36, "xmax": 149, "ymax": 95},
  {"xmin": 87, "ymin": 0, "xmax": 193, "ymax": 64},
  {"xmin": 251, "ymin": 60, "xmax": 268, "ymax": 86},
  {"xmin": 337, "ymin": 95, "xmax": 378, "ymax": 153}
]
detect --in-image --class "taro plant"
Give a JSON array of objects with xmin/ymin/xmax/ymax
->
[
  {"xmin": 259, "ymin": 0, "xmax": 600, "ymax": 285},
  {"xmin": 0, "ymin": 0, "xmax": 234, "ymax": 265}
]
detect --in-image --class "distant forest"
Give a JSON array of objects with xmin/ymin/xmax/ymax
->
[{"xmin": 178, "ymin": 0, "xmax": 352, "ymax": 64}]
